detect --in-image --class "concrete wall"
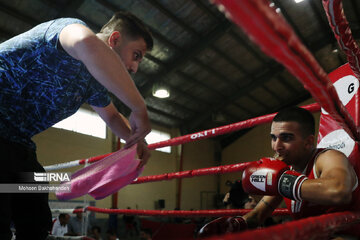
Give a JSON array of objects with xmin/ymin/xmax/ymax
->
[{"xmin": 180, "ymin": 139, "xmax": 218, "ymax": 210}]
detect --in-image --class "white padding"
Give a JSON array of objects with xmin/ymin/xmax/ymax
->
[{"xmin": 317, "ymin": 129, "xmax": 355, "ymax": 157}]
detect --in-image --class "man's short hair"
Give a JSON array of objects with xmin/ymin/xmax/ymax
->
[
  {"xmin": 273, "ymin": 106, "xmax": 315, "ymax": 137},
  {"xmin": 59, "ymin": 213, "xmax": 69, "ymax": 219},
  {"xmin": 225, "ymin": 180, "xmax": 250, "ymax": 209},
  {"xmin": 100, "ymin": 11, "xmax": 153, "ymax": 51}
]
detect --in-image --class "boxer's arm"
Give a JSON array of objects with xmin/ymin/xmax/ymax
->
[
  {"xmin": 300, "ymin": 150, "xmax": 355, "ymax": 205},
  {"xmin": 243, "ymin": 195, "xmax": 282, "ymax": 228}
]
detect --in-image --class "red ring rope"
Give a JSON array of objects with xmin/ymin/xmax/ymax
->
[
  {"xmin": 323, "ymin": 0, "xmax": 360, "ymax": 81},
  {"xmin": 132, "ymin": 162, "xmax": 251, "ymax": 184},
  {"xmin": 203, "ymin": 211, "xmax": 360, "ymax": 240},
  {"xmin": 213, "ymin": 0, "xmax": 359, "ymax": 141},
  {"xmin": 148, "ymin": 103, "xmax": 319, "ymax": 149},
  {"xmin": 84, "ymin": 206, "xmax": 289, "ymax": 217}
]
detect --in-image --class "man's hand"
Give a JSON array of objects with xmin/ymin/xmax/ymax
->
[
  {"xmin": 242, "ymin": 158, "xmax": 308, "ymax": 201},
  {"xmin": 198, "ymin": 216, "xmax": 248, "ymax": 238},
  {"xmin": 137, "ymin": 140, "xmax": 150, "ymax": 169},
  {"xmin": 242, "ymin": 158, "xmax": 289, "ymax": 196},
  {"xmin": 125, "ymin": 109, "xmax": 151, "ymax": 148}
]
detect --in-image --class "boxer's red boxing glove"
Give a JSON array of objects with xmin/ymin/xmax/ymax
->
[
  {"xmin": 242, "ymin": 158, "xmax": 289, "ymax": 195},
  {"xmin": 198, "ymin": 216, "xmax": 247, "ymax": 238},
  {"xmin": 278, "ymin": 170, "xmax": 308, "ymax": 201}
]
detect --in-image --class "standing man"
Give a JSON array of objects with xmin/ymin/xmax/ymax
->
[
  {"xmin": 66, "ymin": 206, "xmax": 91, "ymax": 236},
  {"xmin": 51, "ymin": 213, "xmax": 70, "ymax": 237},
  {"xmin": 0, "ymin": 11, "xmax": 153, "ymax": 240}
]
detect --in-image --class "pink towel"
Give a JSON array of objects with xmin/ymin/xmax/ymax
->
[{"xmin": 56, "ymin": 144, "xmax": 143, "ymax": 200}]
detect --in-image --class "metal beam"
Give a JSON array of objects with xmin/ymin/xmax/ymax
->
[
  {"xmin": 0, "ymin": 3, "xmax": 38, "ymax": 25},
  {"xmin": 147, "ymin": 105, "xmax": 184, "ymax": 122},
  {"xmin": 350, "ymin": 0, "xmax": 360, "ymax": 23},
  {"xmin": 185, "ymin": 64, "xmax": 284, "ymax": 132},
  {"xmin": 277, "ymin": 75, "xmax": 299, "ymax": 95},
  {"xmin": 147, "ymin": 0, "xmax": 199, "ymax": 37},
  {"xmin": 272, "ymin": 0, "xmax": 309, "ymax": 49},
  {"xmin": 175, "ymin": 71, "xmax": 254, "ymax": 116},
  {"xmin": 262, "ymin": 85, "xmax": 284, "ymax": 103},
  {"xmin": 210, "ymin": 44, "xmax": 250, "ymax": 74},
  {"xmin": 229, "ymin": 30, "xmax": 268, "ymax": 64},
  {"xmin": 219, "ymin": 91, "xmax": 311, "ymax": 148},
  {"xmin": 192, "ymin": 0, "xmax": 221, "ymax": 21},
  {"xmin": 247, "ymin": 94, "xmax": 271, "ymax": 110},
  {"xmin": 139, "ymin": 19, "xmax": 232, "ymax": 96},
  {"xmin": 308, "ymin": 0, "xmax": 333, "ymax": 38}
]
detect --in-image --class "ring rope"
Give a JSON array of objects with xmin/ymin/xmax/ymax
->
[
  {"xmin": 44, "ymin": 153, "xmax": 111, "ymax": 171},
  {"xmin": 203, "ymin": 211, "xmax": 360, "ymax": 240},
  {"xmin": 48, "ymin": 237, "xmax": 92, "ymax": 240},
  {"xmin": 132, "ymin": 162, "xmax": 251, "ymax": 184},
  {"xmin": 53, "ymin": 207, "xmax": 289, "ymax": 217},
  {"xmin": 213, "ymin": 0, "xmax": 359, "ymax": 141},
  {"xmin": 44, "ymin": 103, "xmax": 320, "ymax": 171},
  {"xmin": 146, "ymin": 103, "xmax": 318, "ymax": 149},
  {"xmin": 50, "ymin": 208, "xmax": 83, "ymax": 214},
  {"xmin": 323, "ymin": 0, "xmax": 360, "ymax": 81}
]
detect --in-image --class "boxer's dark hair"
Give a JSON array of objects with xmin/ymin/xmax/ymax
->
[
  {"xmin": 100, "ymin": 11, "xmax": 153, "ymax": 51},
  {"xmin": 273, "ymin": 106, "xmax": 315, "ymax": 137}
]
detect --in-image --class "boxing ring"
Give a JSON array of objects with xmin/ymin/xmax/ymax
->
[{"xmin": 46, "ymin": 0, "xmax": 360, "ymax": 239}]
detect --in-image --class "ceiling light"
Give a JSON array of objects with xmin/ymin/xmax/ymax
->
[
  {"xmin": 152, "ymin": 83, "xmax": 170, "ymax": 98},
  {"xmin": 294, "ymin": 0, "xmax": 305, "ymax": 3},
  {"xmin": 153, "ymin": 89, "xmax": 170, "ymax": 98}
]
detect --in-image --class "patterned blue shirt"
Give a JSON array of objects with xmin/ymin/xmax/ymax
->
[{"xmin": 0, "ymin": 18, "xmax": 111, "ymax": 149}]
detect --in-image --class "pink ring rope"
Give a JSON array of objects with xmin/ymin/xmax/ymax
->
[
  {"xmin": 323, "ymin": 0, "xmax": 360, "ymax": 81},
  {"xmin": 213, "ymin": 0, "xmax": 359, "ymax": 141}
]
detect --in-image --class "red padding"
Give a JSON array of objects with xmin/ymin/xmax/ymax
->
[{"xmin": 141, "ymin": 219, "xmax": 196, "ymax": 240}]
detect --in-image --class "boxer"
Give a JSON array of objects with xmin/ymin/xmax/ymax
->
[{"xmin": 242, "ymin": 107, "xmax": 360, "ymax": 237}]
